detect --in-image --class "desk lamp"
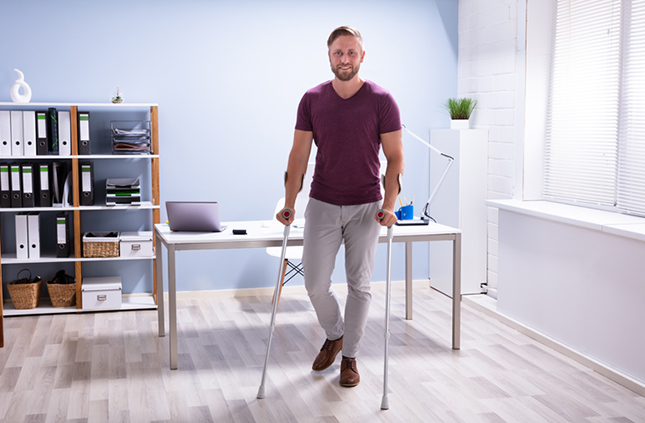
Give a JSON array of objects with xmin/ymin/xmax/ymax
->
[{"xmin": 402, "ymin": 124, "xmax": 454, "ymax": 223}]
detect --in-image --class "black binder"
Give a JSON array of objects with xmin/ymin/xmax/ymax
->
[
  {"xmin": 80, "ymin": 161, "xmax": 94, "ymax": 206},
  {"xmin": 48, "ymin": 108, "xmax": 59, "ymax": 155},
  {"xmin": 36, "ymin": 111, "xmax": 49, "ymax": 155},
  {"xmin": 52, "ymin": 161, "xmax": 67, "ymax": 206},
  {"xmin": 56, "ymin": 212, "xmax": 70, "ymax": 258},
  {"xmin": 10, "ymin": 163, "xmax": 22, "ymax": 208},
  {"xmin": 21, "ymin": 162, "xmax": 36, "ymax": 208},
  {"xmin": 38, "ymin": 163, "xmax": 52, "ymax": 207},
  {"xmin": 0, "ymin": 163, "xmax": 10, "ymax": 208},
  {"xmin": 78, "ymin": 112, "xmax": 91, "ymax": 155}
]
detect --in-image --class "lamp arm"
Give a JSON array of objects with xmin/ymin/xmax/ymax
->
[
  {"xmin": 422, "ymin": 156, "xmax": 454, "ymax": 219},
  {"xmin": 402, "ymin": 124, "xmax": 455, "ymax": 220},
  {"xmin": 403, "ymin": 124, "xmax": 443, "ymax": 156}
]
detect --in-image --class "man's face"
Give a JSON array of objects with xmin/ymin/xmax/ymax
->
[{"xmin": 328, "ymin": 35, "xmax": 365, "ymax": 82}]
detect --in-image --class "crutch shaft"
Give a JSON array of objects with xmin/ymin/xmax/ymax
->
[
  {"xmin": 257, "ymin": 209, "xmax": 292, "ymax": 399},
  {"xmin": 378, "ymin": 214, "xmax": 394, "ymax": 410}
]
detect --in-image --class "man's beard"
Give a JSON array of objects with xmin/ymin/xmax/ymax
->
[{"xmin": 332, "ymin": 64, "xmax": 360, "ymax": 81}]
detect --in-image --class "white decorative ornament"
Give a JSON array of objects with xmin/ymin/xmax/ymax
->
[{"xmin": 10, "ymin": 69, "xmax": 32, "ymax": 104}]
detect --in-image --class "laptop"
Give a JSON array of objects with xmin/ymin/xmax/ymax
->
[{"xmin": 166, "ymin": 201, "xmax": 226, "ymax": 232}]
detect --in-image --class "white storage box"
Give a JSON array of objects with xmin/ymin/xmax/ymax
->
[
  {"xmin": 82, "ymin": 276, "xmax": 122, "ymax": 310},
  {"xmin": 120, "ymin": 231, "xmax": 153, "ymax": 258}
]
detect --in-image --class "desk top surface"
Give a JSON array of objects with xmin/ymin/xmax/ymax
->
[{"xmin": 154, "ymin": 219, "xmax": 460, "ymax": 249}]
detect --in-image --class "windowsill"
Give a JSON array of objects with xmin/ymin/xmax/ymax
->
[{"xmin": 486, "ymin": 199, "xmax": 645, "ymax": 242}]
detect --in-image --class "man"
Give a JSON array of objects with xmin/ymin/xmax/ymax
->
[{"xmin": 276, "ymin": 26, "xmax": 403, "ymax": 387}]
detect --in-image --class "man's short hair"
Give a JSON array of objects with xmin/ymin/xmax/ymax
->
[{"xmin": 327, "ymin": 26, "xmax": 364, "ymax": 50}]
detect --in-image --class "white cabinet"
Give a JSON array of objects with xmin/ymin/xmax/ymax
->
[{"xmin": 428, "ymin": 128, "xmax": 488, "ymax": 296}]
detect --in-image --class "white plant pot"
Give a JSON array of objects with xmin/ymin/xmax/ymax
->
[{"xmin": 450, "ymin": 119, "xmax": 470, "ymax": 129}]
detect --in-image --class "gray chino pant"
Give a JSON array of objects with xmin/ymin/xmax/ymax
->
[{"xmin": 302, "ymin": 198, "xmax": 382, "ymax": 358}]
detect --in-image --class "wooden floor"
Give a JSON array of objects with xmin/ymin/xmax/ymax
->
[{"xmin": 1, "ymin": 285, "xmax": 644, "ymax": 423}]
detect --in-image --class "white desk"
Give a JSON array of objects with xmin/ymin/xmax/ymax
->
[{"xmin": 154, "ymin": 221, "xmax": 462, "ymax": 370}]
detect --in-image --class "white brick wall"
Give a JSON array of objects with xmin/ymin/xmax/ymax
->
[{"xmin": 458, "ymin": 0, "xmax": 519, "ymax": 297}]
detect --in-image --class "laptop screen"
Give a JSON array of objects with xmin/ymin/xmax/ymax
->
[{"xmin": 166, "ymin": 201, "xmax": 224, "ymax": 232}]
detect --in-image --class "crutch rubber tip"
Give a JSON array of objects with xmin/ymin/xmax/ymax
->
[
  {"xmin": 257, "ymin": 386, "xmax": 265, "ymax": 399},
  {"xmin": 380, "ymin": 396, "xmax": 389, "ymax": 410}
]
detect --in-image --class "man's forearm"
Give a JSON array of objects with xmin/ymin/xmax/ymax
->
[
  {"xmin": 382, "ymin": 157, "xmax": 404, "ymax": 211},
  {"xmin": 284, "ymin": 155, "xmax": 308, "ymax": 208}
]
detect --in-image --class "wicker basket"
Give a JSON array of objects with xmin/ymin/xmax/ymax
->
[
  {"xmin": 83, "ymin": 232, "xmax": 120, "ymax": 258},
  {"xmin": 46, "ymin": 282, "xmax": 76, "ymax": 308},
  {"xmin": 7, "ymin": 269, "xmax": 42, "ymax": 309}
]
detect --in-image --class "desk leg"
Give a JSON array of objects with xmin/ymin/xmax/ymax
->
[
  {"xmin": 156, "ymin": 235, "xmax": 165, "ymax": 337},
  {"xmin": 452, "ymin": 233, "xmax": 462, "ymax": 350},
  {"xmin": 168, "ymin": 245, "xmax": 178, "ymax": 370},
  {"xmin": 405, "ymin": 241, "xmax": 413, "ymax": 320}
]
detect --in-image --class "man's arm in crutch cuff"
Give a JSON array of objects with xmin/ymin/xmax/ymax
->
[{"xmin": 277, "ymin": 129, "xmax": 313, "ymax": 225}]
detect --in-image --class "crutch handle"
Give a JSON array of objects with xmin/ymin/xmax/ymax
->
[
  {"xmin": 377, "ymin": 209, "xmax": 394, "ymax": 233},
  {"xmin": 282, "ymin": 208, "xmax": 293, "ymax": 222}
]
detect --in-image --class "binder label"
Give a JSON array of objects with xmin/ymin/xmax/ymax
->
[
  {"xmin": 40, "ymin": 165, "xmax": 49, "ymax": 190},
  {"xmin": 82, "ymin": 165, "xmax": 91, "ymax": 191},
  {"xmin": 80, "ymin": 114, "xmax": 90, "ymax": 139},
  {"xmin": 37, "ymin": 113, "xmax": 47, "ymax": 135},
  {"xmin": 22, "ymin": 167, "xmax": 32, "ymax": 193},
  {"xmin": 57, "ymin": 218, "xmax": 66, "ymax": 243},
  {"xmin": 11, "ymin": 167, "xmax": 20, "ymax": 187},
  {"xmin": 0, "ymin": 167, "xmax": 7, "ymax": 189}
]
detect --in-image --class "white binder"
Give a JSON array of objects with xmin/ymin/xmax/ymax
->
[
  {"xmin": 10, "ymin": 110, "xmax": 23, "ymax": 156},
  {"xmin": 0, "ymin": 111, "xmax": 11, "ymax": 156},
  {"xmin": 15, "ymin": 213, "xmax": 28, "ymax": 259},
  {"xmin": 58, "ymin": 111, "xmax": 71, "ymax": 156},
  {"xmin": 27, "ymin": 212, "xmax": 40, "ymax": 259},
  {"xmin": 23, "ymin": 111, "xmax": 37, "ymax": 156}
]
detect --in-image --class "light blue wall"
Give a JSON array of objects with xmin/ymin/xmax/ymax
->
[{"xmin": 0, "ymin": 0, "xmax": 458, "ymax": 293}]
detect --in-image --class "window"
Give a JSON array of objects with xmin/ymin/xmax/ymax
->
[{"xmin": 544, "ymin": 0, "xmax": 645, "ymax": 217}]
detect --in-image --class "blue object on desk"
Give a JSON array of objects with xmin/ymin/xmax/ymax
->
[{"xmin": 397, "ymin": 204, "xmax": 414, "ymax": 220}]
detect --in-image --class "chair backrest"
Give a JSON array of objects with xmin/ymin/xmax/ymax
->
[
  {"xmin": 295, "ymin": 162, "xmax": 315, "ymax": 220},
  {"xmin": 275, "ymin": 162, "xmax": 315, "ymax": 222}
]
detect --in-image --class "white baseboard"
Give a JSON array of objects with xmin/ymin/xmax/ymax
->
[
  {"xmin": 464, "ymin": 295, "xmax": 645, "ymax": 397},
  {"xmin": 166, "ymin": 279, "xmax": 428, "ymax": 300}
]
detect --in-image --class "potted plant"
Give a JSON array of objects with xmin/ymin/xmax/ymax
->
[
  {"xmin": 444, "ymin": 97, "xmax": 477, "ymax": 129},
  {"xmin": 111, "ymin": 87, "xmax": 124, "ymax": 104}
]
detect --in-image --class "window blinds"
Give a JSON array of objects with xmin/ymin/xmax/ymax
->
[
  {"xmin": 544, "ymin": 0, "xmax": 645, "ymax": 217},
  {"xmin": 617, "ymin": 0, "xmax": 645, "ymax": 215}
]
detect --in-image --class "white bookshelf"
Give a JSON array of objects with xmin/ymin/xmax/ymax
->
[{"xmin": 1, "ymin": 102, "xmax": 160, "ymax": 336}]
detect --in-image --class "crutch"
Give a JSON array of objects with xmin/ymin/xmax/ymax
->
[
  {"xmin": 257, "ymin": 208, "xmax": 293, "ymax": 399},
  {"xmin": 377, "ymin": 209, "xmax": 394, "ymax": 410}
]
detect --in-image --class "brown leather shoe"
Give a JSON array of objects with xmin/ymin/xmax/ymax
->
[
  {"xmin": 312, "ymin": 337, "xmax": 343, "ymax": 371},
  {"xmin": 340, "ymin": 357, "xmax": 360, "ymax": 387}
]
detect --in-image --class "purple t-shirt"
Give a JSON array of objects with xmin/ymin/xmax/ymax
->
[{"xmin": 295, "ymin": 80, "xmax": 401, "ymax": 206}]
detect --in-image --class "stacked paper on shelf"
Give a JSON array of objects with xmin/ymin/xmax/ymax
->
[
  {"xmin": 106, "ymin": 178, "xmax": 140, "ymax": 206},
  {"xmin": 111, "ymin": 121, "xmax": 151, "ymax": 154}
]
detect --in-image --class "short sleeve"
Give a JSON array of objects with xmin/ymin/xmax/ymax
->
[
  {"xmin": 378, "ymin": 92, "xmax": 402, "ymax": 135},
  {"xmin": 295, "ymin": 93, "xmax": 313, "ymax": 132}
]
